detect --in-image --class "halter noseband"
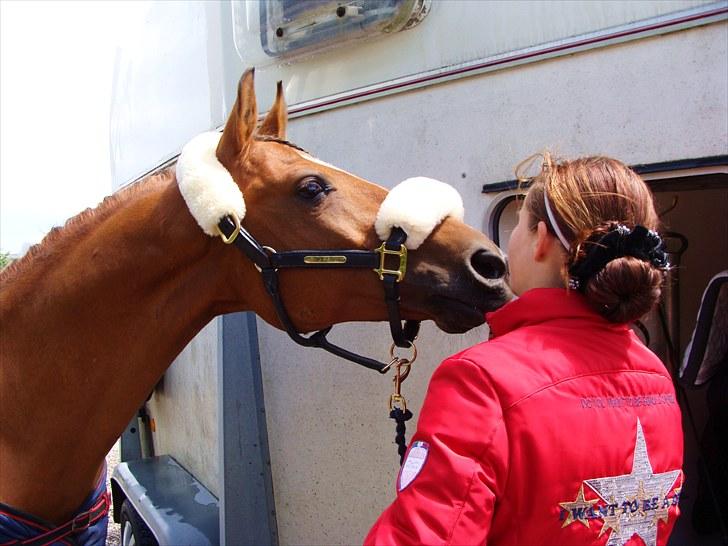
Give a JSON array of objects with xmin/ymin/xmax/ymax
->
[{"xmin": 217, "ymin": 215, "xmax": 419, "ymax": 373}]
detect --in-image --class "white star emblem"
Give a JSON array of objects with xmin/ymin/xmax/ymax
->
[{"xmin": 584, "ymin": 419, "xmax": 681, "ymax": 546}]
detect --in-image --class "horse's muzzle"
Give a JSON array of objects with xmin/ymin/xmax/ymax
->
[{"xmin": 403, "ymin": 246, "xmax": 512, "ymax": 333}]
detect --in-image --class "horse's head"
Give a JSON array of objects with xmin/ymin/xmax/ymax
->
[{"xmin": 214, "ymin": 69, "xmax": 511, "ymax": 334}]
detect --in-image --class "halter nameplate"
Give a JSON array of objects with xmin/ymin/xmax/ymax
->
[{"xmin": 303, "ymin": 255, "xmax": 347, "ymax": 264}]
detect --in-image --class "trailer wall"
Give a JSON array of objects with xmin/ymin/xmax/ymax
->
[{"xmin": 109, "ymin": 2, "xmax": 727, "ymax": 544}]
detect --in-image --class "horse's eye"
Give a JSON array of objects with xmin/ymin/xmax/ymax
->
[{"xmin": 297, "ymin": 177, "xmax": 328, "ymax": 200}]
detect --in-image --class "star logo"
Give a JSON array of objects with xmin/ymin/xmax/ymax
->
[
  {"xmin": 584, "ymin": 419, "xmax": 681, "ymax": 546},
  {"xmin": 599, "ymin": 512, "xmax": 621, "ymax": 538},
  {"xmin": 559, "ymin": 484, "xmax": 598, "ymax": 528}
]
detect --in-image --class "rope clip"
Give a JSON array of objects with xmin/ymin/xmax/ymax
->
[{"xmin": 388, "ymin": 357, "xmax": 412, "ymax": 412}]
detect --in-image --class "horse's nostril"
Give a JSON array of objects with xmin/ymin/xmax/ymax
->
[{"xmin": 471, "ymin": 249, "xmax": 507, "ymax": 280}]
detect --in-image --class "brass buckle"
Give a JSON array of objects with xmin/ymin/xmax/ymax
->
[
  {"xmin": 373, "ymin": 242, "xmax": 407, "ymax": 282},
  {"xmin": 389, "ymin": 393, "xmax": 407, "ymax": 412},
  {"xmin": 72, "ymin": 512, "xmax": 92, "ymax": 531},
  {"xmin": 216, "ymin": 214, "xmax": 241, "ymax": 245}
]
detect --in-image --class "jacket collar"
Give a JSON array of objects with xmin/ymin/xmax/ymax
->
[{"xmin": 486, "ymin": 287, "xmax": 621, "ymax": 338}]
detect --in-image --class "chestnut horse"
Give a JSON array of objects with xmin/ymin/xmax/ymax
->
[{"xmin": 0, "ymin": 69, "xmax": 509, "ymax": 526}]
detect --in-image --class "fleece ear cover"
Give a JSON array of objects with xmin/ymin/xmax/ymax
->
[
  {"xmin": 176, "ymin": 131, "xmax": 246, "ymax": 237},
  {"xmin": 375, "ymin": 177, "xmax": 465, "ymax": 249}
]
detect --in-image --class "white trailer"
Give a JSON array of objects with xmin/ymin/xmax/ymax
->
[{"xmin": 109, "ymin": 2, "xmax": 728, "ymax": 545}]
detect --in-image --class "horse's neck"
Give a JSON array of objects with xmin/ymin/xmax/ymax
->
[{"xmin": 0, "ymin": 168, "xmax": 256, "ymax": 522}]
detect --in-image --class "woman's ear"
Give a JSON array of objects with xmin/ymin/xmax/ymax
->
[{"xmin": 534, "ymin": 221, "xmax": 557, "ymax": 262}]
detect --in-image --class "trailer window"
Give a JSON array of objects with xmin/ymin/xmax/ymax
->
[{"xmin": 233, "ymin": 0, "xmax": 430, "ymax": 64}]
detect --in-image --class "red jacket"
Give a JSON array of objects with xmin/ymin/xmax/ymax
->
[{"xmin": 366, "ymin": 288, "xmax": 683, "ymax": 546}]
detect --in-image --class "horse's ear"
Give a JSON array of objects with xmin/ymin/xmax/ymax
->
[
  {"xmin": 258, "ymin": 81, "xmax": 287, "ymax": 139},
  {"xmin": 217, "ymin": 68, "xmax": 258, "ymax": 163}
]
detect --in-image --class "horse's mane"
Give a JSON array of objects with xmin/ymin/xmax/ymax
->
[
  {"xmin": 1, "ymin": 167, "xmax": 176, "ymax": 282},
  {"xmin": 255, "ymin": 134, "xmax": 307, "ymax": 154}
]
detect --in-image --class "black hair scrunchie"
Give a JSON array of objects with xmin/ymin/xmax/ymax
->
[{"xmin": 568, "ymin": 224, "xmax": 669, "ymax": 291}]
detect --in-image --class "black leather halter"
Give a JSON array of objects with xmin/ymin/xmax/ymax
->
[{"xmin": 217, "ymin": 215, "xmax": 420, "ymax": 373}]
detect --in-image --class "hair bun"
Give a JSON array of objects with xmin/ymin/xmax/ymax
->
[{"xmin": 583, "ymin": 256, "xmax": 664, "ymax": 323}]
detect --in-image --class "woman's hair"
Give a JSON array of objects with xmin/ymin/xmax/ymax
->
[{"xmin": 517, "ymin": 153, "xmax": 665, "ymax": 323}]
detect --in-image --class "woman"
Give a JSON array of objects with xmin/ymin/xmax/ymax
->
[{"xmin": 365, "ymin": 155, "xmax": 684, "ymax": 546}]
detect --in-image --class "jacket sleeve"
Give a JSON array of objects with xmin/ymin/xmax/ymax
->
[{"xmin": 364, "ymin": 357, "xmax": 508, "ymax": 546}]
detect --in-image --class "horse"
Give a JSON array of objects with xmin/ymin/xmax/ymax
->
[{"xmin": 0, "ymin": 68, "xmax": 510, "ymax": 530}]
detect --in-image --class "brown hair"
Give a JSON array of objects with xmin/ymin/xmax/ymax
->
[{"xmin": 517, "ymin": 153, "xmax": 664, "ymax": 323}]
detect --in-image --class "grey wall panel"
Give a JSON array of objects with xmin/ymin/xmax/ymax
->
[
  {"xmin": 148, "ymin": 319, "xmax": 220, "ymax": 497},
  {"xmin": 111, "ymin": 1, "xmax": 227, "ymax": 189},
  {"xmin": 284, "ymin": 23, "xmax": 727, "ymax": 209},
  {"xmin": 234, "ymin": 1, "xmax": 718, "ymax": 108}
]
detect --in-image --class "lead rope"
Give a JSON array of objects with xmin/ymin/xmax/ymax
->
[
  {"xmin": 390, "ymin": 406, "xmax": 413, "ymax": 465},
  {"xmin": 386, "ymin": 343, "xmax": 417, "ymax": 464}
]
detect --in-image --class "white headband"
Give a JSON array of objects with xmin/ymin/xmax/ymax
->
[{"xmin": 543, "ymin": 190, "xmax": 570, "ymax": 250}]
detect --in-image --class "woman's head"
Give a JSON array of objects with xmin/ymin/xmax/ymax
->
[{"xmin": 511, "ymin": 153, "xmax": 666, "ymax": 323}]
